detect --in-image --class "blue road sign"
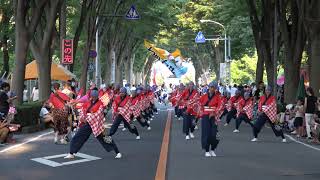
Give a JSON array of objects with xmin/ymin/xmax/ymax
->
[
  {"xmin": 195, "ymin": 31, "xmax": 206, "ymax": 43},
  {"xmin": 89, "ymin": 50, "xmax": 97, "ymax": 58},
  {"xmin": 125, "ymin": 5, "xmax": 140, "ymax": 20}
]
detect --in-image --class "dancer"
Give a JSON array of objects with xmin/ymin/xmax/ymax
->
[
  {"xmin": 233, "ymin": 92, "xmax": 254, "ymax": 133},
  {"xmin": 109, "ymin": 87, "xmax": 140, "ymax": 139},
  {"xmin": 176, "ymin": 84, "xmax": 185, "ymax": 120},
  {"xmin": 251, "ymin": 86, "xmax": 286, "ymax": 142},
  {"xmin": 48, "ymin": 83, "xmax": 70, "ymax": 144},
  {"xmin": 130, "ymin": 87, "xmax": 151, "ymax": 130},
  {"xmin": 199, "ymin": 81, "xmax": 220, "ymax": 157},
  {"xmin": 224, "ymin": 90, "xmax": 242, "ymax": 126},
  {"xmin": 218, "ymin": 92, "xmax": 229, "ymax": 120},
  {"xmin": 64, "ymin": 90, "xmax": 121, "ymax": 159},
  {"xmin": 180, "ymin": 82, "xmax": 199, "ymax": 140}
]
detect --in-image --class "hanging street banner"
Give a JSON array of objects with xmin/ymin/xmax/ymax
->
[
  {"xmin": 125, "ymin": 5, "xmax": 140, "ymax": 20},
  {"xmin": 144, "ymin": 40, "xmax": 188, "ymax": 78},
  {"xmin": 61, "ymin": 39, "xmax": 73, "ymax": 64}
]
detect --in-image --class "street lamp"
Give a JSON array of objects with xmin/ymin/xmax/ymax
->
[{"xmin": 200, "ymin": 19, "xmax": 230, "ymax": 84}]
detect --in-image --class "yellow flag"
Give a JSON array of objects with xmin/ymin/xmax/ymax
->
[
  {"xmin": 144, "ymin": 40, "xmax": 167, "ymax": 60},
  {"xmin": 171, "ymin": 49, "xmax": 181, "ymax": 58}
]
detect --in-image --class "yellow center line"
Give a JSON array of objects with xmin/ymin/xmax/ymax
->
[{"xmin": 155, "ymin": 110, "xmax": 172, "ymax": 180}]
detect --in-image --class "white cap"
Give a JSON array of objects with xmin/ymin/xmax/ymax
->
[{"xmin": 130, "ymin": 87, "xmax": 137, "ymax": 91}]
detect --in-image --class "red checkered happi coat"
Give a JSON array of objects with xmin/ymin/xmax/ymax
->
[
  {"xmin": 99, "ymin": 92, "xmax": 111, "ymax": 107},
  {"xmin": 112, "ymin": 95, "xmax": 132, "ymax": 122},
  {"xmin": 131, "ymin": 96, "xmax": 141, "ymax": 118},
  {"xmin": 262, "ymin": 101, "xmax": 277, "ymax": 123},
  {"xmin": 216, "ymin": 96, "xmax": 227, "ymax": 120},
  {"xmin": 79, "ymin": 107, "xmax": 105, "ymax": 137},
  {"xmin": 236, "ymin": 98, "xmax": 254, "ymax": 120}
]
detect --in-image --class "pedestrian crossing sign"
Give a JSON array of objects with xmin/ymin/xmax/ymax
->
[
  {"xmin": 125, "ymin": 5, "xmax": 140, "ymax": 20},
  {"xmin": 195, "ymin": 31, "xmax": 206, "ymax": 43}
]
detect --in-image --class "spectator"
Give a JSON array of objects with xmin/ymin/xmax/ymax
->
[
  {"xmin": 39, "ymin": 101, "xmax": 55, "ymax": 129},
  {"xmin": 62, "ymin": 82, "xmax": 74, "ymax": 99},
  {"xmin": 31, "ymin": 84, "xmax": 39, "ymax": 102},
  {"xmin": 304, "ymin": 87, "xmax": 318, "ymax": 139},
  {"xmin": 0, "ymin": 82, "xmax": 14, "ymax": 145},
  {"xmin": 230, "ymin": 84, "xmax": 238, "ymax": 97},
  {"xmin": 311, "ymin": 98, "xmax": 320, "ymax": 143},
  {"xmin": 254, "ymin": 81, "xmax": 265, "ymax": 99},
  {"xmin": 292, "ymin": 98, "xmax": 304, "ymax": 138},
  {"xmin": 23, "ymin": 85, "xmax": 28, "ymax": 102}
]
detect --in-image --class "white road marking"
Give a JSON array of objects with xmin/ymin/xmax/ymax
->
[
  {"xmin": 31, "ymin": 153, "xmax": 101, "ymax": 167},
  {"xmin": 158, "ymin": 108, "xmax": 174, "ymax": 112},
  {"xmin": 0, "ymin": 131, "xmax": 54, "ymax": 153},
  {"xmin": 104, "ymin": 123, "xmax": 124, "ymax": 129},
  {"xmin": 285, "ymin": 134, "xmax": 320, "ymax": 152}
]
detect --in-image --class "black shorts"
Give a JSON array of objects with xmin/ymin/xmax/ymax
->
[{"xmin": 294, "ymin": 117, "xmax": 303, "ymax": 127}]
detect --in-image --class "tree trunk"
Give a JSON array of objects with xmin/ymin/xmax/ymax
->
[
  {"xmin": 283, "ymin": 57, "xmax": 300, "ymax": 103},
  {"xmin": 80, "ymin": 14, "xmax": 96, "ymax": 93},
  {"xmin": 1, "ymin": 35, "xmax": 10, "ymax": 77},
  {"xmin": 309, "ymin": 35, "xmax": 320, "ymax": 96},
  {"xmin": 12, "ymin": 0, "xmax": 47, "ymax": 104},
  {"xmin": 80, "ymin": 43, "xmax": 90, "ymax": 93},
  {"xmin": 124, "ymin": 58, "xmax": 130, "ymax": 83},
  {"xmin": 255, "ymin": 50, "xmax": 264, "ymax": 84},
  {"xmin": 37, "ymin": 54, "xmax": 52, "ymax": 101},
  {"xmin": 302, "ymin": 0, "xmax": 320, "ymax": 97},
  {"xmin": 262, "ymin": 45, "xmax": 274, "ymax": 86},
  {"xmin": 134, "ymin": 72, "xmax": 140, "ymax": 85},
  {"xmin": 104, "ymin": 47, "xmax": 111, "ymax": 84},
  {"xmin": 129, "ymin": 54, "xmax": 135, "ymax": 84},
  {"xmin": 115, "ymin": 65, "xmax": 122, "ymax": 85},
  {"xmin": 279, "ymin": 0, "xmax": 306, "ymax": 103},
  {"xmin": 12, "ymin": 31, "xmax": 29, "ymax": 104}
]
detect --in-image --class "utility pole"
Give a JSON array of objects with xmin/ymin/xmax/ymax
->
[{"xmin": 273, "ymin": 0, "xmax": 278, "ymax": 96}]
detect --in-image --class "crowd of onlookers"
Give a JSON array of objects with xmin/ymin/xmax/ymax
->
[
  {"xmin": 0, "ymin": 81, "xmax": 18, "ymax": 145},
  {"xmin": 284, "ymin": 87, "xmax": 320, "ymax": 144}
]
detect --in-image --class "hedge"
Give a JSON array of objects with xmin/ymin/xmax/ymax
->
[{"xmin": 13, "ymin": 102, "xmax": 42, "ymax": 127}]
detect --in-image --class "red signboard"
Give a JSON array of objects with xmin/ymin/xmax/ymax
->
[{"xmin": 61, "ymin": 39, "xmax": 73, "ymax": 64}]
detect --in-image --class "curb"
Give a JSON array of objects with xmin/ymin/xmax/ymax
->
[{"xmin": 18, "ymin": 123, "xmax": 48, "ymax": 134}]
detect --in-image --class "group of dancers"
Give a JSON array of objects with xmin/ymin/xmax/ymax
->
[
  {"xmin": 46, "ymin": 82, "xmax": 158, "ymax": 159},
  {"xmin": 169, "ymin": 81, "xmax": 286, "ymax": 157},
  {"xmin": 46, "ymin": 79, "xmax": 287, "ymax": 159}
]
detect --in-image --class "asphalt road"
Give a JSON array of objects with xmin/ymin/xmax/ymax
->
[
  {"xmin": 167, "ymin": 116, "xmax": 320, "ymax": 180},
  {"xmin": 1, "ymin": 105, "xmax": 320, "ymax": 180}
]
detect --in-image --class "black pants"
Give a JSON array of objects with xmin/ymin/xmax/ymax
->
[
  {"xmin": 109, "ymin": 115, "xmax": 139, "ymax": 137},
  {"xmin": 220, "ymin": 109, "xmax": 228, "ymax": 119},
  {"xmin": 253, "ymin": 113, "xmax": 285, "ymax": 139},
  {"xmin": 136, "ymin": 116, "xmax": 150, "ymax": 127},
  {"xmin": 236, "ymin": 113, "xmax": 253, "ymax": 130},
  {"xmin": 183, "ymin": 113, "xmax": 195, "ymax": 135},
  {"xmin": 175, "ymin": 107, "xmax": 183, "ymax": 118},
  {"xmin": 70, "ymin": 123, "xmax": 119, "ymax": 154},
  {"xmin": 151, "ymin": 103, "xmax": 158, "ymax": 113},
  {"xmin": 174, "ymin": 106, "xmax": 178, "ymax": 116},
  {"xmin": 142, "ymin": 111, "xmax": 150, "ymax": 121},
  {"xmin": 226, "ymin": 108, "xmax": 237, "ymax": 124},
  {"xmin": 201, "ymin": 115, "xmax": 219, "ymax": 152}
]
